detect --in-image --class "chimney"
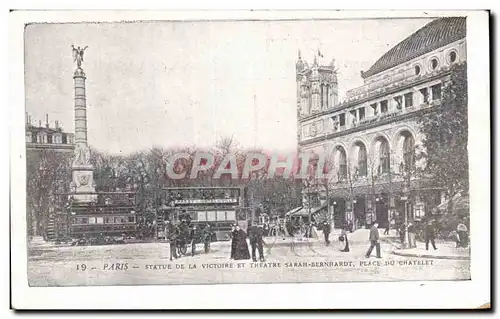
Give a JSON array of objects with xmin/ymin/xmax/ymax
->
[
  {"xmin": 25, "ymin": 112, "xmax": 28, "ymax": 124},
  {"xmin": 39, "ymin": 120, "xmax": 42, "ymax": 127},
  {"xmin": 55, "ymin": 120, "xmax": 59, "ymax": 129},
  {"xmin": 28, "ymin": 115, "xmax": 31, "ymax": 125},
  {"xmin": 45, "ymin": 114, "xmax": 49, "ymax": 128}
]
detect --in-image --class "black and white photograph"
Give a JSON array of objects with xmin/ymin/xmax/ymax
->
[{"xmin": 9, "ymin": 9, "xmax": 490, "ymax": 309}]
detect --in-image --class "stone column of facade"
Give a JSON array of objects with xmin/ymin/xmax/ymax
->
[
  {"xmin": 71, "ymin": 67, "xmax": 97, "ymax": 202},
  {"xmin": 330, "ymin": 74, "xmax": 339, "ymax": 108},
  {"xmin": 310, "ymin": 71, "xmax": 320, "ymax": 113}
]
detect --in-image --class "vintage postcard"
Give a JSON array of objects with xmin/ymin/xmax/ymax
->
[{"xmin": 10, "ymin": 10, "xmax": 490, "ymax": 309}]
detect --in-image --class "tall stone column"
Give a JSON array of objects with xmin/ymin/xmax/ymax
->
[
  {"xmin": 74, "ymin": 68, "xmax": 88, "ymax": 147},
  {"xmin": 71, "ymin": 64, "xmax": 97, "ymax": 202}
]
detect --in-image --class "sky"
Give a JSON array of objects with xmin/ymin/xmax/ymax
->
[{"xmin": 24, "ymin": 18, "xmax": 433, "ymax": 155}]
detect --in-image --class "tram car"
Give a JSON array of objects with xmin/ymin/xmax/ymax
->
[
  {"xmin": 53, "ymin": 192, "xmax": 138, "ymax": 245},
  {"xmin": 155, "ymin": 186, "xmax": 248, "ymax": 241}
]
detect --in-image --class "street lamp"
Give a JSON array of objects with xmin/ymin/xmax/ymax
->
[
  {"xmin": 351, "ymin": 199, "xmax": 357, "ymax": 230},
  {"xmin": 402, "ymin": 185, "xmax": 410, "ymax": 248}
]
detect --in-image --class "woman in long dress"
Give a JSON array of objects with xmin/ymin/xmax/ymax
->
[
  {"xmin": 230, "ymin": 225, "xmax": 237, "ymax": 259},
  {"xmin": 340, "ymin": 222, "xmax": 350, "ymax": 252},
  {"xmin": 234, "ymin": 225, "xmax": 251, "ymax": 260}
]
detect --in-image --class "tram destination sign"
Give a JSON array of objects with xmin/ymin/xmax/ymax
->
[{"xmin": 173, "ymin": 198, "xmax": 238, "ymax": 205}]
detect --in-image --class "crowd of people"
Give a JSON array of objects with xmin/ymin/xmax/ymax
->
[
  {"xmin": 163, "ymin": 215, "xmax": 469, "ymax": 262},
  {"xmin": 164, "ymin": 219, "xmax": 267, "ymax": 262},
  {"xmin": 319, "ymin": 216, "xmax": 470, "ymax": 259}
]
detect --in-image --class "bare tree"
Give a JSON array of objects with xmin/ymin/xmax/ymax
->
[{"xmin": 26, "ymin": 149, "xmax": 72, "ymax": 236}]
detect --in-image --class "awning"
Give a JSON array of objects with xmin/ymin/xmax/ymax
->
[
  {"xmin": 288, "ymin": 204, "xmax": 328, "ymax": 217},
  {"xmin": 290, "ymin": 208, "xmax": 308, "ymax": 217},
  {"xmin": 435, "ymin": 193, "xmax": 469, "ymax": 213},
  {"xmin": 312, "ymin": 204, "xmax": 328, "ymax": 215},
  {"xmin": 285, "ymin": 206, "xmax": 303, "ymax": 217}
]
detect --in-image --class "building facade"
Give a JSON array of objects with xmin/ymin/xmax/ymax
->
[
  {"xmin": 296, "ymin": 17, "xmax": 466, "ymax": 228},
  {"xmin": 26, "ymin": 113, "xmax": 75, "ymax": 152}
]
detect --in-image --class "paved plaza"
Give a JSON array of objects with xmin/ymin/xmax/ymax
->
[{"xmin": 28, "ymin": 237, "xmax": 470, "ymax": 286}]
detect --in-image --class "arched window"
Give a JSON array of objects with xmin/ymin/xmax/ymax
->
[
  {"xmin": 379, "ymin": 139, "xmax": 390, "ymax": 174},
  {"xmin": 338, "ymin": 147, "xmax": 347, "ymax": 180},
  {"xmin": 358, "ymin": 143, "xmax": 367, "ymax": 177},
  {"xmin": 403, "ymin": 134, "xmax": 415, "ymax": 171}
]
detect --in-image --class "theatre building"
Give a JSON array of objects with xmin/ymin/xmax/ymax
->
[{"xmin": 296, "ymin": 17, "xmax": 466, "ymax": 228}]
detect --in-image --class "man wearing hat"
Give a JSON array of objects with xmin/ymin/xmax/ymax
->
[
  {"xmin": 248, "ymin": 220, "xmax": 265, "ymax": 262},
  {"xmin": 165, "ymin": 220, "xmax": 178, "ymax": 261}
]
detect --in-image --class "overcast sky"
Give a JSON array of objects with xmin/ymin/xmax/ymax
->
[{"xmin": 24, "ymin": 18, "xmax": 432, "ymax": 155}]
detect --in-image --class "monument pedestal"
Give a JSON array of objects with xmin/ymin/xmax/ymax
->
[{"xmin": 71, "ymin": 165, "xmax": 97, "ymax": 203}]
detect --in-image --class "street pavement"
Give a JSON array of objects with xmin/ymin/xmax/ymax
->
[
  {"xmin": 27, "ymin": 237, "xmax": 470, "ymax": 287},
  {"xmin": 392, "ymin": 241, "xmax": 471, "ymax": 260}
]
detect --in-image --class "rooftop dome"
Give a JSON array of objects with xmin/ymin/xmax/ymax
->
[{"xmin": 361, "ymin": 17, "xmax": 466, "ymax": 79}]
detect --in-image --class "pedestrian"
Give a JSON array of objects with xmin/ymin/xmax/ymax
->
[
  {"xmin": 365, "ymin": 222, "xmax": 381, "ymax": 258},
  {"xmin": 189, "ymin": 225, "xmax": 198, "ymax": 257},
  {"xmin": 230, "ymin": 225, "xmax": 237, "ymax": 259},
  {"xmin": 233, "ymin": 225, "xmax": 251, "ymax": 260},
  {"xmin": 407, "ymin": 222, "xmax": 416, "ymax": 248},
  {"xmin": 399, "ymin": 222, "xmax": 406, "ymax": 243},
  {"xmin": 165, "ymin": 220, "xmax": 178, "ymax": 261},
  {"xmin": 249, "ymin": 221, "xmax": 265, "ymax": 262},
  {"xmin": 201, "ymin": 224, "xmax": 213, "ymax": 253},
  {"xmin": 263, "ymin": 222, "xmax": 270, "ymax": 237},
  {"xmin": 457, "ymin": 221, "xmax": 468, "ymax": 248},
  {"xmin": 451, "ymin": 230, "xmax": 460, "ymax": 247},
  {"xmin": 384, "ymin": 220, "xmax": 390, "ymax": 235},
  {"xmin": 390, "ymin": 217, "xmax": 396, "ymax": 234},
  {"xmin": 424, "ymin": 219, "xmax": 438, "ymax": 251},
  {"xmin": 322, "ymin": 221, "xmax": 331, "ymax": 245},
  {"xmin": 340, "ymin": 223, "xmax": 350, "ymax": 252}
]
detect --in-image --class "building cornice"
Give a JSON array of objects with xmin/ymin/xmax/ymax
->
[
  {"xmin": 26, "ymin": 143, "xmax": 75, "ymax": 151},
  {"xmin": 298, "ymin": 70, "xmax": 451, "ymax": 123},
  {"xmin": 299, "ymin": 106, "xmax": 436, "ymax": 147}
]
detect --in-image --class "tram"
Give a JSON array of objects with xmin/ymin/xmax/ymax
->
[
  {"xmin": 52, "ymin": 192, "xmax": 138, "ymax": 245},
  {"xmin": 156, "ymin": 186, "xmax": 248, "ymax": 241}
]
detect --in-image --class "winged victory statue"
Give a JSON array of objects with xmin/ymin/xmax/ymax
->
[{"xmin": 71, "ymin": 45, "xmax": 88, "ymax": 68}]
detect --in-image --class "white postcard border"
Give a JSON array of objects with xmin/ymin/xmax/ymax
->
[{"xmin": 9, "ymin": 9, "xmax": 490, "ymax": 309}]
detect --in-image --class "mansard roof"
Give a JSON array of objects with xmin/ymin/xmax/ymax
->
[{"xmin": 361, "ymin": 17, "xmax": 466, "ymax": 79}]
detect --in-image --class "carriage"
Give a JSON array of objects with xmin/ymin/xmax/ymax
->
[{"xmin": 174, "ymin": 221, "xmax": 213, "ymax": 256}]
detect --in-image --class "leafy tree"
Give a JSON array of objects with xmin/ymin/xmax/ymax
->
[{"xmin": 418, "ymin": 62, "xmax": 468, "ymax": 213}]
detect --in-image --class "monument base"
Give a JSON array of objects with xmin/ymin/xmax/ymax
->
[
  {"xmin": 72, "ymin": 192, "xmax": 98, "ymax": 203},
  {"xmin": 72, "ymin": 164, "xmax": 97, "ymax": 203}
]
